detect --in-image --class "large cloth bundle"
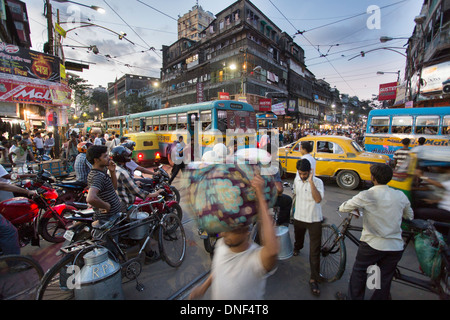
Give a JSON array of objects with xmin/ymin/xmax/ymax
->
[{"xmin": 185, "ymin": 160, "xmax": 278, "ymax": 234}]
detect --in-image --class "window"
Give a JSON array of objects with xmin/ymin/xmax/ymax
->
[
  {"xmin": 316, "ymin": 141, "xmax": 344, "ymax": 154},
  {"xmin": 200, "ymin": 111, "xmax": 212, "ymax": 130},
  {"xmin": 370, "ymin": 116, "xmax": 389, "ymax": 133},
  {"xmin": 218, "ymin": 110, "xmax": 227, "ymax": 133},
  {"xmin": 443, "ymin": 116, "xmax": 450, "ymax": 135},
  {"xmin": 391, "ymin": 116, "xmax": 412, "ymax": 134},
  {"xmin": 177, "ymin": 113, "xmax": 187, "ymax": 129},
  {"xmin": 143, "ymin": 141, "xmax": 153, "ymax": 147},
  {"xmin": 415, "ymin": 115, "xmax": 439, "ymax": 135},
  {"xmin": 293, "ymin": 140, "xmax": 313, "ymax": 152}
]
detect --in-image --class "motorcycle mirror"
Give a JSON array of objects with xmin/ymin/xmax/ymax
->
[{"xmin": 134, "ymin": 170, "xmax": 143, "ymax": 177}]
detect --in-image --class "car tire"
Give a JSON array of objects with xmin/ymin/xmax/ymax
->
[{"xmin": 336, "ymin": 170, "xmax": 360, "ymax": 190}]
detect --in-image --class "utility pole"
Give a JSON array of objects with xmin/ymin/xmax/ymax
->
[{"xmin": 45, "ymin": 0, "xmax": 54, "ymax": 55}]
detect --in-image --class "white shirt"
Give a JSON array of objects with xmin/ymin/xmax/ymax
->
[
  {"xmin": 293, "ymin": 176, "xmax": 324, "ymax": 223},
  {"xmin": 438, "ymin": 180, "xmax": 450, "ymax": 212},
  {"xmin": 0, "ymin": 164, "xmax": 14, "ymax": 201},
  {"xmin": 94, "ymin": 137, "xmax": 103, "ymax": 145},
  {"xmin": 34, "ymin": 137, "xmax": 44, "ymax": 149},
  {"xmin": 339, "ymin": 185, "xmax": 414, "ymax": 251},
  {"xmin": 211, "ymin": 239, "xmax": 269, "ymax": 300}
]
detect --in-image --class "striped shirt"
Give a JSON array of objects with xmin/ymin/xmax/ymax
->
[
  {"xmin": 74, "ymin": 153, "xmax": 92, "ymax": 184},
  {"xmin": 115, "ymin": 164, "xmax": 148, "ymax": 208},
  {"xmin": 393, "ymin": 148, "xmax": 410, "ymax": 169},
  {"xmin": 87, "ymin": 168, "xmax": 122, "ymax": 218}
]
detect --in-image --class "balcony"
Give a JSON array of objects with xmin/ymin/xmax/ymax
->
[{"xmin": 424, "ymin": 23, "xmax": 450, "ymax": 62}]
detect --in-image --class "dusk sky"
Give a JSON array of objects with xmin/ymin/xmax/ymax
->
[{"xmin": 27, "ymin": 0, "xmax": 424, "ymax": 100}]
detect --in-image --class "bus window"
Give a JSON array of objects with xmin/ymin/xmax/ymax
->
[
  {"xmin": 152, "ymin": 117, "xmax": 159, "ymax": 131},
  {"xmin": 443, "ymin": 116, "xmax": 450, "ymax": 135},
  {"xmin": 168, "ymin": 115, "xmax": 177, "ymax": 131},
  {"xmin": 177, "ymin": 113, "xmax": 187, "ymax": 130},
  {"xmin": 370, "ymin": 117, "xmax": 389, "ymax": 133},
  {"xmin": 160, "ymin": 115, "xmax": 168, "ymax": 131},
  {"xmin": 218, "ymin": 110, "xmax": 227, "ymax": 133},
  {"xmin": 201, "ymin": 111, "xmax": 212, "ymax": 130},
  {"xmin": 391, "ymin": 116, "xmax": 412, "ymax": 134},
  {"xmin": 415, "ymin": 116, "xmax": 439, "ymax": 135}
]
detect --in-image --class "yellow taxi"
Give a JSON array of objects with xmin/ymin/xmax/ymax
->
[{"xmin": 278, "ymin": 135, "xmax": 390, "ymax": 189}]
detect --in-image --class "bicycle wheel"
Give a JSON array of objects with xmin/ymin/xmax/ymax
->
[
  {"xmin": 0, "ymin": 255, "xmax": 44, "ymax": 300},
  {"xmin": 320, "ymin": 224, "xmax": 346, "ymax": 283},
  {"xmin": 36, "ymin": 252, "xmax": 85, "ymax": 300},
  {"xmin": 167, "ymin": 203, "xmax": 183, "ymax": 221},
  {"xmin": 158, "ymin": 213, "xmax": 186, "ymax": 268}
]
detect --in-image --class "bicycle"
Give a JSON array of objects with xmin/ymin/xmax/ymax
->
[
  {"xmin": 319, "ymin": 210, "xmax": 450, "ymax": 299},
  {"xmin": 0, "ymin": 254, "xmax": 44, "ymax": 300},
  {"xmin": 36, "ymin": 196, "xmax": 186, "ymax": 300}
]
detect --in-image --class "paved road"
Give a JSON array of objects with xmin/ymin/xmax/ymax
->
[{"xmin": 23, "ymin": 166, "xmax": 438, "ymax": 300}]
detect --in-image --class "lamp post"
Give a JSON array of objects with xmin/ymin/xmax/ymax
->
[
  {"xmin": 45, "ymin": 0, "xmax": 105, "ymax": 55},
  {"xmin": 376, "ymin": 70, "xmax": 400, "ymax": 82},
  {"xmin": 348, "ymin": 47, "xmax": 407, "ymax": 60},
  {"xmin": 51, "ymin": 0, "xmax": 105, "ymax": 13}
]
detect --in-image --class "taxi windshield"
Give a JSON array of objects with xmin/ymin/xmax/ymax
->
[{"xmin": 351, "ymin": 141, "xmax": 364, "ymax": 153}]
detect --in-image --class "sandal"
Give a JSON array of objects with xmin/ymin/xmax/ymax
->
[{"xmin": 309, "ymin": 280, "xmax": 320, "ymax": 296}]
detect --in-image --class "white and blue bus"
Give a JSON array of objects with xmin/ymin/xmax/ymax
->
[{"xmin": 365, "ymin": 107, "xmax": 450, "ymax": 158}]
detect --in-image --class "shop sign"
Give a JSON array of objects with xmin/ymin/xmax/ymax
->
[
  {"xmin": 218, "ymin": 92, "xmax": 230, "ymax": 100},
  {"xmin": 0, "ymin": 77, "xmax": 70, "ymax": 105},
  {"xmin": 0, "ymin": 42, "xmax": 60, "ymax": 82},
  {"xmin": 378, "ymin": 82, "xmax": 397, "ymax": 101},
  {"xmin": 259, "ymin": 98, "xmax": 271, "ymax": 111}
]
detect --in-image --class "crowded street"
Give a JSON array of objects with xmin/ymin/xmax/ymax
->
[{"xmin": 17, "ymin": 165, "xmax": 439, "ymax": 301}]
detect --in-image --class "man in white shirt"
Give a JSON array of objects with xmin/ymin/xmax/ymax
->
[
  {"xmin": 295, "ymin": 141, "xmax": 316, "ymax": 181},
  {"xmin": 168, "ymin": 135, "xmax": 186, "ymax": 184},
  {"xmin": 33, "ymin": 132, "xmax": 44, "ymax": 156},
  {"xmin": 292, "ymin": 158, "xmax": 324, "ymax": 296},
  {"xmin": 189, "ymin": 175, "xmax": 279, "ymax": 300},
  {"xmin": 336, "ymin": 163, "xmax": 413, "ymax": 300}
]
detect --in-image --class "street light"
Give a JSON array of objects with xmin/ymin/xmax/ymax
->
[
  {"xmin": 379, "ymin": 36, "xmax": 410, "ymax": 43},
  {"xmin": 376, "ymin": 70, "xmax": 400, "ymax": 82},
  {"xmin": 52, "ymin": 0, "xmax": 105, "ymax": 13},
  {"xmin": 63, "ymin": 44, "xmax": 99, "ymax": 54},
  {"xmin": 348, "ymin": 47, "xmax": 407, "ymax": 60}
]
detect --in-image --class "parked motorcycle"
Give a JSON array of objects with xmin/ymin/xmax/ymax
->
[
  {"xmin": 0, "ymin": 187, "xmax": 77, "ymax": 246},
  {"xmin": 53, "ymin": 180, "xmax": 88, "ymax": 204},
  {"xmin": 61, "ymin": 189, "xmax": 183, "ymax": 247},
  {"xmin": 136, "ymin": 165, "xmax": 180, "ymax": 203}
]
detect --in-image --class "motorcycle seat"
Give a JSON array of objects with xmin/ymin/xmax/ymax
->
[{"xmin": 54, "ymin": 180, "xmax": 87, "ymax": 189}]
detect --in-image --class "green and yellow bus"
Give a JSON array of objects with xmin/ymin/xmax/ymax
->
[{"xmin": 102, "ymin": 100, "xmax": 257, "ymax": 162}]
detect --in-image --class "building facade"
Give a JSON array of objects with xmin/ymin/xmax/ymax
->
[
  {"xmin": 162, "ymin": 0, "xmax": 338, "ymax": 129},
  {"xmin": 178, "ymin": 4, "xmax": 215, "ymax": 42},
  {"xmin": 405, "ymin": 0, "xmax": 450, "ymax": 103},
  {"xmin": 107, "ymin": 74, "xmax": 160, "ymax": 116}
]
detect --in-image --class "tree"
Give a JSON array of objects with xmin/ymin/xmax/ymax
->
[
  {"xmin": 90, "ymin": 90, "xmax": 108, "ymax": 116},
  {"xmin": 123, "ymin": 93, "xmax": 148, "ymax": 114}
]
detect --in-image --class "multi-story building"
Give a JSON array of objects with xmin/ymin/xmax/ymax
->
[
  {"xmin": 405, "ymin": 0, "xmax": 450, "ymax": 102},
  {"xmin": 162, "ymin": 0, "xmax": 331, "ymax": 129},
  {"xmin": 178, "ymin": 4, "xmax": 215, "ymax": 42},
  {"xmin": 107, "ymin": 74, "xmax": 160, "ymax": 116},
  {"xmin": 0, "ymin": 0, "xmax": 31, "ymax": 48}
]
